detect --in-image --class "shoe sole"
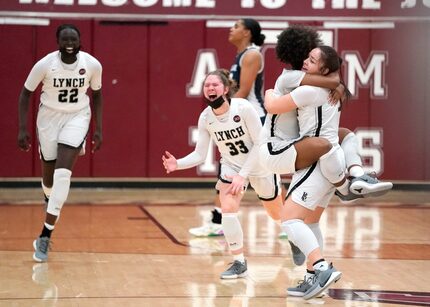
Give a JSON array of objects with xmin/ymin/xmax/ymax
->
[
  {"xmin": 303, "ymin": 271, "xmax": 342, "ymax": 300},
  {"xmin": 188, "ymin": 230, "xmax": 224, "ymax": 237},
  {"xmin": 287, "ymin": 290, "xmax": 325, "ymax": 298},
  {"xmin": 220, "ymin": 271, "xmax": 247, "ymax": 279},
  {"xmin": 32, "ymin": 240, "xmax": 47, "ymax": 263},
  {"xmin": 350, "ymin": 181, "xmax": 393, "ymax": 195}
]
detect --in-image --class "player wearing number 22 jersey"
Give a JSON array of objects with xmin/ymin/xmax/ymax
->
[{"xmin": 24, "ymin": 51, "xmax": 102, "ymax": 112}]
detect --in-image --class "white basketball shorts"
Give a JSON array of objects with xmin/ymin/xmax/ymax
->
[
  {"xmin": 36, "ymin": 104, "xmax": 91, "ymax": 161},
  {"xmin": 286, "ymin": 161, "xmax": 335, "ymax": 210},
  {"xmin": 258, "ymin": 141, "xmax": 297, "ymax": 175},
  {"xmin": 216, "ymin": 163, "xmax": 281, "ymax": 200}
]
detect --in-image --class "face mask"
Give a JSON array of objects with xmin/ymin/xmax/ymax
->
[{"xmin": 204, "ymin": 95, "xmax": 226, "ymax": 109}]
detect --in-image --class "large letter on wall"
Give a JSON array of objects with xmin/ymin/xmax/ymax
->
[
  {"xmin": 344, "ymin": 51, "xmax": 388, "ymax": 99},
  {"xmin": 190, "ymin": 127, "xmax": 217, "ymax": 174},
  {"xmin": 186, "ymin": 49, "xmax": 219, "ymax": 97},
  {"xmin": 355, "ymin": 128, "xmax": 384, "ymax": 175}
]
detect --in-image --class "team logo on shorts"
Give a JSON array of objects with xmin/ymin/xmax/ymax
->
[
  {"xmin": 233, "ymin": 115, "xmax": 241, "ymax": 122},
  {"xmin": 301, "ymin": 192, "xmax": 308, "ymax": 202},
  {"xmin": 79, "ymin": 68, "xmax": 86, "ymax": 75}
]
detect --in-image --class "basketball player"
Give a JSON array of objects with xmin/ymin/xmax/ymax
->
[
  {"xmin": 163, "ymin": 69, "xmax": 283, "ymax": 279},
  {"xmin": 265, "ymin": 45, "xmax": 368, "ymax": 299},
  {"xmin": 259, "ymin": 25, "xmax": 392, "ymax": 277},
  {"xmin": 18, "ymin": 24, "xmax": 103, "ymax": 262},
  {"xmin": 189, "ymin": 18, "xmax": 270, "ymax": 237}
]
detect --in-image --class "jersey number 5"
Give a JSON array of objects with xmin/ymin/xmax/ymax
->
[
  {"xmin": 58, "ymin": 89, "xmax": 78, "ymax": 103},
  {"xmin": 225, "ymin": 140, "xmax": 249, "ymax": 156}
]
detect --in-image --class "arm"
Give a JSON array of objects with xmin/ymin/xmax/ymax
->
[
  {"xmin": 234, "ymin": 50, "xmax": 261, "ymax": 98},
  {"xmin": 91, "ymin": 89, "xmax": 103, "ymax": 153},
  {"xmin": 238, "ymin": 107, "xmax": 262, "ymax": 179},
  {"xmin": 18, "ymin": 59, "xmax": 46, "ymax": 151},
  {"xmin": 301, "ymin": 71, "xmax": 340, "ymax": 90},
  {"xmin": 18, "ymin": 87, "xmax": 33, "ymax": 151},
  {"xmin": 264, "ymin": 89, "xmax": 298, "ymax": 114}
]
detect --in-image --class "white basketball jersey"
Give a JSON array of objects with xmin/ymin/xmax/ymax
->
[
  {"xmin": 202, "ymin": 98, "xmax": 264, "ymax": 176},
  {"xmin": 290, "ymin": 85, "xmax": 340, "ymax": 145},
  {"xmin": 24, "ymin": 51, "xmax": 102, "ymax": 112},
  {"xmin": 260, "ymin": 69, "xmax": 305, "ymax": 149}
]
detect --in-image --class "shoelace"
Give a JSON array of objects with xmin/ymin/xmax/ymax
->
[
  {"xmin": 298, "ymin": 275, "xmax": 316, "ymax": 288},
  {"xmin": 39, "ymin": 238, "xmax": 51, "ymax": 253},
  {"xmin": 226, "ymin": 261, "xmax": 244, "ymax": 272}
]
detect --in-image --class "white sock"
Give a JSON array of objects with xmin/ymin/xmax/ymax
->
[
  {"xmin": 44, "ymin": 222, "xmax": 55, "ymax": 230},
  {"xmin": 313, "ymin": 260, "xmax": 329, "ymax": 271},
  {"xmin": 348, "ymin": 165, "xmax": 365, "ymax": 178},
  {"xmin": 233, "ymin": 253, "xmax": 245, "ymax": 263},
  {"xmin": 336, "ymin": 179, "xmax": 350, "ymax": 196}
]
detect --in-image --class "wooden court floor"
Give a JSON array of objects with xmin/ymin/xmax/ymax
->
[{"xmin": 0, "ymin": 187, "xmax": 429, "ymax": 306}]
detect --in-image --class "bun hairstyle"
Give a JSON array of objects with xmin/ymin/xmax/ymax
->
[
  {"xmin": 204, "ymin": 69, "xmax": 238, "ymax": 99},
  {"xmin": 242, "ymin": 18, "xmax": 265, "ymax": 46}
]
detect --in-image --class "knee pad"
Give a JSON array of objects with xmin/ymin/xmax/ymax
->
[
  {"xmin": 47, "ymin": 168, "xmax": 72, "ymax": 216},
  {"xmin": 308, "ymin": 223, "xmax": 323, "ymax": 253},
  {"xmin": 222, "ymin": 213, "xmax": 243, "ymax": 252},
  {"xmin": 281, "ymin": 219, "xmax": 319, "ymax": 256},
  {"xmin": 341, "ymin": 132, "xmax": 363, "ymax": 170},
  {"xmin": 319, "ymin": 144, "xmax": 346, "ymax": 184}
]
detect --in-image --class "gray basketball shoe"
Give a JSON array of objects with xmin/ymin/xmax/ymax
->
[
  {"xmin": 33, "ymin": 237, "xmax": 51, "ymax": 262},
  {"xmin": 287, "ymin": 274, "xmax": 315, "ymax": 297},
  {"xmin": 220, "ymin": 260, "xmax": 247, "ymax": 279},
  {"xmin": 350, "ymin": 173, "xmax": 393, "ymax": 196},
  {"xmin": 287, "ymin": 274, "xmax": 325, "ymax": 298},
  {"xmin": 303, "ymin": 263, "xmax": 342, "ymax": 300}
]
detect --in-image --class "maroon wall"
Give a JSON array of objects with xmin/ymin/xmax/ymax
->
[{"xmin": 1, "ymin": 19, "xmax": 429, "ymax": 181}]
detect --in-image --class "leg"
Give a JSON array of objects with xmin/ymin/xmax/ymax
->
[
  {"xmin": 34, "ymin": 144, "xmax": 81, "ymax": 262},
  {"xmin": 283, "ymin": 166, "xmax": 341, "ymax": 300},
  {"xmin": 188, "ymin": 190, "xmax": 223, "ymax": 237},
  {"xmin": 218, "ymin": 182, "xmax": 247, "ymax": 279},
  {"xmin": 41, "ymin": 158, "xmax": 55, "ymax": 205},
  {"xmin": 294, "ymin": 137, "xmax": 332, "ymax": 171},
  {"xmin": 339, "ymin": 128, "xmax": 393, "ymax": 197}
]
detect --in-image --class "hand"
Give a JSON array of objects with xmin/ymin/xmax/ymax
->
[
  {"xmin": 17, "ymin": 129, "xmax": 31, "ymax": 152},
  {"xmin": 92, "ymin": 130, "xmax": 103, "ymax": 153},
  {"xmin": 225, "ymin": 174, "xmax": 246, "ymax": 196},
  {"xmin": 265, "ymin": 89, "xmax": 275, "ymax": 97},
  {"xmin": 328, "ymin": 83, "xmax": 345, "ymax": 105},
  {"xmin": 162, "ymin": 151, "xmax": 178, "ymax": 174}
]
